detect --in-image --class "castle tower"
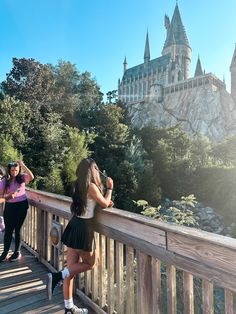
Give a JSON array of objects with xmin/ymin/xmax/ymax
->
[
  {"xmin": 162, "ymin": 4, "xmax": 191, "ymax": 80},
  {"xmin": 230, "ymin": 44, "xmax": 236, "ymax": 103}
]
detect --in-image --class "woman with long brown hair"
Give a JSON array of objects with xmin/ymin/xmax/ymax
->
[
  {"xmin": 47, "ymin": 158, "xmax": 113, "ymax": 314},
  {"xmin": 0, "ymin": 160, "xmax": 34, "ymax": 262}
]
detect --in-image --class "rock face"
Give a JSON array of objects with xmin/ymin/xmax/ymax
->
[{"xmin": 127, "ymin": 77, "xmax": 236, "ymax": 141}]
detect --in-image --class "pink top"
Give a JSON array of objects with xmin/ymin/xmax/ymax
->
[{"xmin": 0, "ymin": 174, "xmax": 28, "ymax": 203}]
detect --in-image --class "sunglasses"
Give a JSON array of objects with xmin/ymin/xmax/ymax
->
[
  {"xmin": 94, "ymin": 165, "xmax": 108, "ymax": 178},
  {"xmin": 86, "ymin": 158, "xmax": 108, "ymax": 179},
  {"xmin": 8, "ymin": 162, "xmax": 18, "ymax": 167}
]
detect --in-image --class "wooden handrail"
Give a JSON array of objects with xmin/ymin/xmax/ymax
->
[{"xmin": 22, "ymin": 188, "xmax": 236, "ymax": 313}]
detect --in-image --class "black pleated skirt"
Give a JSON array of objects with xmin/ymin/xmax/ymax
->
[{"xmin": 61, "ymin": 215, "xmax": 95, "ymax": 252}]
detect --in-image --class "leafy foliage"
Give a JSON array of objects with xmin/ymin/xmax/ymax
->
[
  {"xmin": 2, "ymin": 58, "xmax": 54, "ymax": 105},
  {"xmin": 0, "ymin": 135, "xmax": 23, "ymax": 165},
  {"xmin": 139, "ymin": 194, "xmax": 198, "ymax": 227},
  {"xmin": 62, "ymin": 126, "xmax": 93, "ymax": 193}
]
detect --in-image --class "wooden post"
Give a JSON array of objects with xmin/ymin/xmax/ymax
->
[
  {"xmin": 202, "ymin": 279, "xmax": 213, "ymax": 314},
  {"xmin": 166, "ymin": 264, "xmax": 176, "ymax": 314},
  {"xmin": 126, "ymin": 246, "xmax": 135, "ymax": 314},
  {"xmin": 116, "ymin": 241, "xmax": 124, "ymax": 314},
  {"xmin": 225, "ymin": 288, "xmax": 234, "ymax": 314},
  {"xmin": 183, "ymin": 272, "xmax": 194, "ymax": 314},
  {"xmin": 137, "ymin": 251, "xmax": 153, "ymax": 314}
]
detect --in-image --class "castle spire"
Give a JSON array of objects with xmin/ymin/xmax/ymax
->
[
  {"xmin": 144, "ymin": 30, "xmax": 150, "ymax": 63},
  {"xmin": 230, "ymin": 44, "xmax": 236, "ymax": 69},
  {"xmin": 230, "ymin": 44, "xmax": 236, "ymax": 102},
  {"xmin": 194, "ymin": 55, "xmax": 203, "ymax": 77},
  {"xmin": 164, "ymin": 14, "xmax": 170, "ymax": 30},
  {"xmin": 123, "ymin": 56, "xmax": 127, "ymax": 73},
  {"xmin": 163, "ymin": 3, "xmax": 190, "ymax": 50}
]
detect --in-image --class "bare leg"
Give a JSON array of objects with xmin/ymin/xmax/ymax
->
[{"xmin": 63, "ymin": 248, "xmax": 96, "ymax": 300}]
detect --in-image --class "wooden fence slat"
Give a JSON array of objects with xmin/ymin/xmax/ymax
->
[
  {"xmin": 151, "ymin": 257, "xmax": 161, "ymax": 314},
  {"xmin": 115, "ymin": 241, "xmax": 124, "ymax": 314},
  {"xmin": 137, "ymin": 251, "xmax": 153, "ymax": 314},
  {"xmin": 84, "ymin": 268, "xmax": 91, "ymax": 296},
  {"xmin": 183, "ymin": 271, "xmax": 194, "ymax": 314},
  {"xmin": 98, "ymin": 234, "xmax": 106, "ymax": 308},
  {"xmin": 107, "ymin": 238, "xmax": 115, "ymax": 314},
  {"xmin": 36, "ymin": 208, "xmax": 44, "ymax": 261},
  {"xmin": 46, "ymin": 213, "xmax": 52, "ymax": 264},
  {"xmin": 225, "ymin": 288, "xmax": 234, "ymax": 314},
  {"xmin": 126, "ymin": 245, "xmax": 135, "ymax": 314},
  {"xmin": 91, "ymin": 232, "xmax": 99, "ymax": 302},
  {"xmin": 167, "ymin": 264, "xmax": 176, "ymax": 314},
  {"xmin": 202, "ymin": 279, "xmax": 213, "ymax": 314}
]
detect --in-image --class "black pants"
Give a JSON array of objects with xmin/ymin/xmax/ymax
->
[{"xmin": 3, "ymin": 200, "xmax": 28, "ymax": 253}]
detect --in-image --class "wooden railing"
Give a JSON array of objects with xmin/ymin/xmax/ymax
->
[{"xmin": 22, "ymin": 188, "xmax": 236, "ymax": 314}]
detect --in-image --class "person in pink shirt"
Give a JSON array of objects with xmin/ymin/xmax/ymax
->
[{"xmin": 0, "ymin": 160, "xmax": 34, "ymax": 262}]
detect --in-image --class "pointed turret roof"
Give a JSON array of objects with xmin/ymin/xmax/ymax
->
[
  {"xmin": 144, "ymin": 31, "xmax": 150, "ymax": 61},
  {"xmin": 230, "ymin": 44, "xmax": 236, "ymax": 69},
  {"xmin": 194, "ymin": 56, "xmax": 203, "ymax": 77},
  {"xmin": 163, "ymin": 4, "xmax": 190, "ymax": 49}
]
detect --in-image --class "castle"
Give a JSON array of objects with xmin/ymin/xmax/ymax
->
[{"xmin": 118, "ymin": 4, "xmax": 236, "ymax": 141}]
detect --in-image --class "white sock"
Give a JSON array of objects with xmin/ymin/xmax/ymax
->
[
  {"xmin": 64, "ymin": 298, "xmax": 74, "ymax": 309},
  {"xmin": 61, "ymin": 267, "xmax": 70, "ymax": 279}
]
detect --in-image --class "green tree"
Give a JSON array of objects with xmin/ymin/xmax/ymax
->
[
  {"xmin": 44, "ymin": 166, "xmax": 65, "ymax": 194},
  {"xmin": 139, "ymin": 125, "xmax": 192, "ymax": 200},
  {"xmin": 140, "ymin": 194, "xmax": 198, "ymax": 227},
  {"xmin": 62, "ymin": 126, "xmax": 94, "ymax": 194},
  {"xmin": 212, "ymin": 135, "xmax": 236, "ymax": 167},
  {"xmin": 91, "ymin": 104, "xmax": 129, "ymax": 167},
  {"xmin": 0, "ymin": 96, "xmax": 31, "ymax": 147},
  {"xmin": 2, "ymin": 58, "xmax": 54, "ymax": 106},
  {"xmin": 189, "ymin": 134, "xmax": 214, "ymax": 169},
  {"xmin": 0, "ymin": 135, "xmax": 22, "ymax": 165}
]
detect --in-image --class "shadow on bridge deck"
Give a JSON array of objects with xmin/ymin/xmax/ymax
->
[{"xmin": 0, "ymin": 233, "xmax": 95, "ymax": 314}]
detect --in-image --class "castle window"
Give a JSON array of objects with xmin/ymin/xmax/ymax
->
[
  {"xmin": 139, "ymin": 82, "xmax": 142, "ymax": 98},
  {"xmin": 178, "ymin": 71, "xmax": 181, "ymax": 81},
  {"xmin": 130, "ymin": 86, "xmax": 134, "ymax": 101},
  {"xmin": 172, "ymin": 76, "xmax": 175, "ymax": 83},
  {"xmin": 134, "ymin": 84, "xmax": 138, "ymax": 100}
]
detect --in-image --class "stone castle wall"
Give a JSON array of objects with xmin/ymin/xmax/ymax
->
[{"xmin": 127, "ymin": 74, "xmax": 236, "ymax": 141}]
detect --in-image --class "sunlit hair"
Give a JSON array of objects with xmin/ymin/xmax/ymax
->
[
  {"xmin": 71, "ymin": 158, "xmax": 103, "ymax": 216},
  {"xmin": 5, "ymin": 161, "xmax": 24, "ymax": 189},
  {"xmin": 0, "ymin": 165, "xmax": 6, "ymax": 178}
]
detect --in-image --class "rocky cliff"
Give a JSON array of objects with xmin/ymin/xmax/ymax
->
[{"xmin": 127, "ymin": 82, "xmax": 236, "ymax": 141}]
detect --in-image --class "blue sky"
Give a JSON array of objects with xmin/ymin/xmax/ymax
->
[{"xmin": 0, "ymin": 0, "xmax": 236, "ymax": 97}]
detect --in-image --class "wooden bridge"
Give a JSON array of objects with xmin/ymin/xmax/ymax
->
[{"xmin": 1, "ymin": 188, "xmax": 236, "ymax": 314}]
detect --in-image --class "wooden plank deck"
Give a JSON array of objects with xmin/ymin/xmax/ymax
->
[{"xmin": 0, "ymin": 233, "xmax": 96, "ymax": 314}]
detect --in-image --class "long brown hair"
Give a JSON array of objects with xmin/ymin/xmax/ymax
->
[
  {"xmin": 5, "ymin": 161, "xmax": 24, "ymax": 190},
  {"xmin": 71, "ymin": 158, "xmax": 103, "ymax": 216}
]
